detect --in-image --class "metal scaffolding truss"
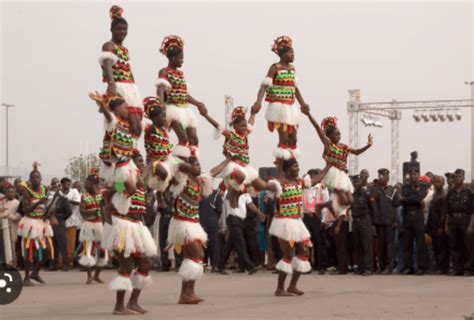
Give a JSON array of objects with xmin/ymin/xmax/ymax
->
[{"xmin": 347, "ymin": 89, "xmax": 474, "ymax": 183}]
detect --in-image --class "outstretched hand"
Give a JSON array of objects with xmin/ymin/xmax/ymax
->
[
  {"xmin": 367, "ymin": 134, "xmax": 374, "ymax": 146},
  {"xmin": 88, "ymin": 91, "xmax": 103, "ymax": 103},
  {"xmin": 251, "ymin": 102, "xmax": 262, "ymax": 114},
  {"xmin": 300, "ymin": 104, "xmax": 310, "ymax": 115}
]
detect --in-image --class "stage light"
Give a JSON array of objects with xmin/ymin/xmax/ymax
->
[
  {"xmin": 413, "ymin": 110, "xmax": 421, "ymax": 122},
  {"xmin": 430, "ymin": 111, "xmax": 438, "ymax": 122},
  {"xmin": 421, "ymin": 111, "xmax": 429, "ymax": 122},
  {"xmin": 455, "ymin": 109, "xmax": 462, "ymax": 120},
  {"xmin": 437, "ymin": 111, "xmax": 446, "ymax": 122}
]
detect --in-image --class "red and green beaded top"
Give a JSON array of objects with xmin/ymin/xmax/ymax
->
[
  {"xmin": 81, "ymin": 193, "xmax": 103, "ymax": 221},
  {"xmin": 265, "ymin": 64, "xmax": 296, "ymax": 105},
  {"xmin": 144, "ymin": 124, "xmax": 173, "ymax": 162},
  {"xmin": 323, "ymin": 143, "xmax": 351, "ymax": 171},
  {"xmin": 111, "ymin": 117, "xmax": 134, "ymax": 159},
  {"xmin": 276, "ymin": 180, "xmax": 303, "ymax": 219},
  {"xmin": 128, "ymin": 188, "xmax": 146, "ymax": 216},
  {"xmin": 174, "ymin": 179, "xmax": 203, "ymax": 222},
  {"xmin": 224, "ymin": 131, "xmax": 250, "ymax": 166},
  {"xmin": 24, "ymin": 185, "xmax": 48, "ymax": 218},
  {"xmin": 162, "ymin": 68, "xmax": 188, "ymax": 107},
  {"xmin": 99, "ymin": 132, "xmax": 112, "ymax": 162},
  {"xmin": 102, "ymin": 43, "xmax": 135, "ymax": 83}
]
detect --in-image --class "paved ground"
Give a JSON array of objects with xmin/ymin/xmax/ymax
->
[{"xmin": 1, "ymin": 270, "xmax": 473, "ymax": 320}]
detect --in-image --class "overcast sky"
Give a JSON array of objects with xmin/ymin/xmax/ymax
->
[{"xmin": 1, "ymin": 1, "xmax": 472, "ymax": 182}]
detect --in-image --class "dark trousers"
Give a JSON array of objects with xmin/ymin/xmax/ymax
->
[
  {"xmin": 52, "ymin": 221, "xmax": 68, "ymax": 267},
  {"xmin": 303, "ymin": 214, "xmax": 327, "ymax": 270},
  {"xmin": 334, "ymin": 221, "xmax": 349, "ymax": 273},
  {"xmin": 244, "ymin": 217, "xmax": 261, "ymax": 266},
  {"xmin": 219, "ymin": 215, "xmax": 254, "ymax": 271},
  {"xmin": 402, "ymin": 212, "xmax": 428, "ymax": 271},
  {"xmin": 204, "ymin": 227, "xmax": 220, "ymax": 268},
  {"xmin": 352, "ymin": 215, "xmax": 374, "ymax": 272},
  {"xmin": 448, "ymin": 225, "xmax": 473, "ymax": 273},
  {"xmin": 429, "ymin": 231, "xmax": 450, "ymax": 273},
  {"xmin": 375, "ymin": 224, "xmax": 395, "ymax": 272},
  {"xmin": 159, "ymin": 215, "xmax": 171, "ymax": 269}
]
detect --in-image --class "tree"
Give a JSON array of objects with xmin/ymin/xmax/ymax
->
[{"xmin": 64, "ymin": 153, "xmax": 101, "ymax": 184}]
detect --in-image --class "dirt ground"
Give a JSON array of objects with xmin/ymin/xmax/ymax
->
[{"xmin": 1, "ymin": 270, "xmax": 473, "ymax": 320}]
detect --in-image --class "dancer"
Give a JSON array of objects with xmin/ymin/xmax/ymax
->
[
  {"xmin": 252, "ymin": 35, "xmax": 310, "ymax": 164},
  {"xmin": 102, "ymin": 151, "xmax": 157, "ymax": 315},
  {"xmin": 268, "ymin": 159, "xmax": 330, "ymax": 296},
  {"xmin": 77, "ymin": 168, "xmax": 107, "ymax": 284},
  {"xmin": 143, "ymin": 96, "xmax": 190, "ymax": 199},
  {"xmin": 156, "ymin": 35, "xmax": 207, "ymax": 158},
  {"xmin": 18, "ymin": 162, "xmax": 54, "ymax": 286},
  {"xmin": 99, "ymin": 5, "xmax": 142, "ymax": 137},
  {"xmin": 302, "ymin": 107, "xmax": 373, "ymax": 214},
  {"xmin": 167, "ymin": 156, "xmax": 230, "ymax": 304},
  {"xmin": 199, "ymin": 105, "xmax": 268, "ymax": 193},
  {"xmin": 89, "ymin": 91, "xmax": 137, "ymax": 215}
]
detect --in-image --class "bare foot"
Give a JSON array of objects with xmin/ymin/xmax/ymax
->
[
  {"xmin": 194, "ymin": 295, "xmax": 205, "ymax": 303},
  {"xmin": 23, "ymin": 278, "xmax": 34, "ymax": 287},
  {"xmin": 287, "ymin": 287, "xmax": 304, "ymax": 296},
  {"xmin": 178, "ymin": 295, "xmax": 199, "ymax": 304},
  {"xmin": 274, "ymin": 289, "xmax": 295, "ymax": 297},
  {"xmin": 113, "ymin": 307, "xmax": 136, "ymax": 315},
  {"xmin": 86, "ymin": 277, "xmax": 93, "ymax": 284},
  {"xmin": 30, "ymin": 273, "xmax": 46, "ymax": 284},
  {"xmin": 93, "ymin": 276, "xmax": 104, "ymax": 284},
  {"xmin": 126, "ymin": 303, "xmax": 148, "ymax": 314}
]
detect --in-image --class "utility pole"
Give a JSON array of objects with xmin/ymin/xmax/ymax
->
[
  {"xmin": 1, "ymin": 103, "xmax": 14, "ymax": 176},
  {"xmin": 466, "ymin": 81, "xmax": 474, "ymax": 181}
]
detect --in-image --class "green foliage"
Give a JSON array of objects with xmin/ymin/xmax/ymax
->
[{"xmin": 64, "ymin": 153, "xmax": 100, "ymax": 183}]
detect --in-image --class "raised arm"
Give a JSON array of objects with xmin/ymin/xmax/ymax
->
[
  {"xmin": 209, "ymin": 158, "xmax": 231, "ymax": 177},
  {"xmin": 301, "ymin": 108, "xmax": 330, "ymax": 148},
  {"xmin": 350, "ymin": 134, "xmax": 373, "ymax": 155},
  {"xmin": 89, "ymin": 91, "xmax": 113, "ymax": 123}
]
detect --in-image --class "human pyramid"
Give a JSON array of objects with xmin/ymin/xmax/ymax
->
[{"xmin": 18, "ymin": 4, "xmax": 374, "ymax": 316}]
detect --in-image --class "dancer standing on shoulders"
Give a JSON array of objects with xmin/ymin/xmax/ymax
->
[
  {"xmin": 302, "ymin": 107, "xmax": 373, "ymax": 216},
  {"xmin": 99, "ymin": 5, "xmax": 142, "ymax": 138},
  {"xmin": 156, "ymin": 35, "xmax": 207, "ymax": 159},
  {"xmin": 252, "ymin": 36, "xmax": 310, "ymax": 167}
]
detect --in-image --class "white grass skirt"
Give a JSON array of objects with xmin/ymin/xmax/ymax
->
[
  {"xmin": 166, "ymin": 103, "xmax": 197, "ymax": 129},
  {"xmin": 322, "ymin": 166, "xmax": 354, "ymax": 193},
  {"xmin": 265, "ymin": 102, "xmax": 301, "ymax": 127},
  {"xmin": 115, "ymin": 82, "xmax": 142, "ymax": 108},
  {"xmin": 102, "ymin": 216, "xmax": 157, "ymax": 258},
  {"xmin": 218, "ymin": 161, "xmax": 259, "ymax": 186},
  {"xmin": 146, "ymin": 156, "xmax": 183, "ymax": 192},
  {"xmin": 18, "ymin": 217, "xmax": 53, "ymax": 240},
  {"xmin": 269, "ymin": 218, "xmax": 311, "ymax": 244},
  {"xmin": 79, "ymin": 221, "xmax": 104, "ymax": 242},
  {"xmin": 100, "ymin": 159, "xmax": 138, "ymax": 187},
  {"xmin": 167, "ymin": 218, "xmax": 208, "ymax": 251}
]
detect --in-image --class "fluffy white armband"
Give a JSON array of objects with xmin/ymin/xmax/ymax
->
[
  {"xmin": 155, "ymin": 78, "xmax": 172, "ymax": 90},
  {"xmin": 266, "ymin": 179, "xmax": 282, "ymax": 199},
  {"xmin": 261, "ymin": 77, "xmax": 273, "ymax": 87},
  {"xmin": 98, "ymin": 52, "xmax": 119, "ymax": 66}
]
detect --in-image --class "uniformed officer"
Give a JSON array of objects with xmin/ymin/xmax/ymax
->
[
  {"xmin": 400, "ymin": 168, "xmax": 429, "ymax": 275},
  {"xmin": 351, "ymin": 175, "xmax": 377, "ymax": 276},
  {"xmin": 444, "ymin": 169, "xmax": 474, "ymax": 276},
  {"xmin": 373, "ymin": 168, "xmax": 399, "ymax": 274}
]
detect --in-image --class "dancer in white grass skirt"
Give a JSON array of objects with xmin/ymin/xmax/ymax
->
[
  {"xmin": 76, "ymin": 168, "xmax": 108, "ymax": 284},
  {"xmin": 142, "ymin": 96, "xmax": 191, "ymax": 205},
  {"xmin": 267, "ymin": 159, "xmax": 331, "ymax": 296},
  {"xmin": 167, "ymin": 156, "xmax": 230, "ymax": 304},
  {"xmin": 302, "ymin": 107, "xmax": 373, "ymax": 216},
  {"xmin": 17, "ymin": 162, "xmax": 54, "ymax": 286},
  {"xmin": 252, "ymin": 35, "xmax": 311, "ymax": 170},
  {"xmin": 156, "ymin": 35, "xmax": 208, "ymax": 159},
  {"xmin": 99, "ymin": 5, "xmax": 142, "ymax": 141},
  {"xmin": 102, "ymin": 151, "xmax": 157, "ymax": 315}
]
